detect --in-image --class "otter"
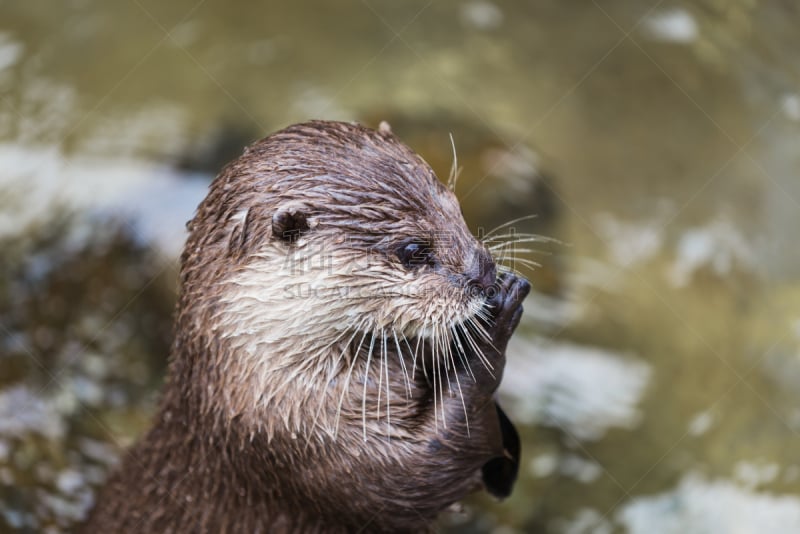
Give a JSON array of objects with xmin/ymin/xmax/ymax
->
[{"xmin": 84, "ymin": 120, "xmax": 530, "ymax": 533}]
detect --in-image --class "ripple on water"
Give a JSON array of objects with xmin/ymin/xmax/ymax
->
[
  {"xmin": 0, "ymin": 386, "xmax": 65, "ymax": 440},
  {"xmin": 618, "ymin": 473, "xmax": 800, "ymax": 534},
  {"xmin": 501, "ymin": 337, "xmax": 652, "ymax": 441}
]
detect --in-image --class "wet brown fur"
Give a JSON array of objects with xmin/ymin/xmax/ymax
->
[{"xmin": 83, "ymin": 121, "xmax": 528, "ymax": 533}]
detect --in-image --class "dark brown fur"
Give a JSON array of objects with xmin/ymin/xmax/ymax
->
[{"xmin": 84, "ymin": 121, "xmax": 529, "ymax": 533}]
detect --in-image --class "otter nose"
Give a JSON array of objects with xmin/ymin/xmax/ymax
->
[{"xmin": 466, "ymin": 249, "xmax": 497, "ymax": 293}]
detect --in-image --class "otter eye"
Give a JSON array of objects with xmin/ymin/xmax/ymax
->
[
  {"xmin": 396, "ymin": 238, "xmax": 435, "ymax": 269},
  {"xmin": 272, "ymin": 208, "xmax": 309, "ymax": 244}
]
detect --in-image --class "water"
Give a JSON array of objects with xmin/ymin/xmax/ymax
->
[{"xmin": 1, "ymin": 0, "xmax": 800, "ymax": 532}]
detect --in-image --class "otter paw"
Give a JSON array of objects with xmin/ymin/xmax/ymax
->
[
  {"xmin": 462, "ymin": 273, "xmax": 529, "ymax": 391},
  {"xmin": 484, "ymin": 272, "xmax": 530, "ymax": 352}
]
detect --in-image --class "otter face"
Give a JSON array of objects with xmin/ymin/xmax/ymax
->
[
  {"xmin": 220, "ymin": 183, "xmax": 495, "ymax": 351},
  {"xmin": 182, "ymin": 121, "xmax": 504, "ymax": 429},
  {"xmin": 201, "ymin": 122, "xmax": 495, "ymax": 349}
]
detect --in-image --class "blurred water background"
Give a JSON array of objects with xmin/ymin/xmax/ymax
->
[{"xmin": 1, "ymin": 0, "xmax": 800, "ymax": 532}]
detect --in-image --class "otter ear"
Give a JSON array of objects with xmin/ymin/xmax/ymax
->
[
  {"xmin": 271, "ymin": 206, "xmax": 309, "ymax": 244},
  {"xmin": 228, "ymin": 207, "xmax": 262, "ymax": 259}
]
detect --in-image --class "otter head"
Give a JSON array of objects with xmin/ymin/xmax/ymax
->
[{"xmin": 176, "ymin": 120, "xmax": 497, "ymax": 434}]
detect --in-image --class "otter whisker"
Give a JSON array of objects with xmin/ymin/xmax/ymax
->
[
  {"xmin": 497, "ymin": 264, "xmax": 526, "ymax": 279},
  {"xmin": 376, "ymin": 328, "xmax": 385, "ymax": 421},
  {"xmin": 334, "ymin": 323, "xmax": 371, "ymax": 438},
  {"xmin": 495, "ymin": 253, "xmax": 542, "ymax": 266},
  {"xmin": 460, "ymin": 321, "xmax": 491, "ymax": 371},
  {"xmin": 465, "ymin": 312, "xmax": 493, "ymax": 343},
  {"xmin": 493, "ymin": 250, "xmax": 546, "ymax": 263},
  {"xmin": 487, "ymin": 242, "xmax": 552, "ymax": 254},
  {"xmin": 452, "ymin": 323, "xmax": 477, "ymax": 382},
  {"xmin": 308, "ymin": 317, "xmax": 366, "ymax": 442},
  {"xmin": 440, "ymin": 326, "xmax": 453, "ymax": 395},
  {"xmin": 447, "ymin": 132, "xmax": 461, "ymax": 192},
  {"xmin": 431, "ymin": 323, "xmax": 448, "ymax": 430},
  {"xmin": 485, "ymin": 232, "xmax": 554, "ymax": 242},
  {"xmin": 495, "ymin": 249, "xmax": 538, "ymax": 263},
  {"xmin": 374, "ymin": 328, "xmax": 391, "ymax": 433},
  {"xmin": 489, "ymin": 243, "xmax": 521, "ymax": 261},
  {"xmin": 496, "ymin": 251, "xmax": 542, "ymax": 262},
  {"xmin": 473, "ymin": 304, "xmax": 492, "ymax": 321},
  {"xmin": 429, "ymin": 326, "xmax": 439, "ymax": 431},
  {"xmin": 485, "ymin": 241, "xmax": 547, "ymax": 255},
  {"xmin": 490, "ymin": 249, "xmax": 539, "ymax": 262},
  {"xmin": 434, "ymin": 326, "xmax": 447, "ymax": 428},
  {"xmin": 496, "ymin": 257, "xmax": 541, "ymax": 276},
  {"xmin": 446, "ymin": 326, "xmax": 470, "ymax": 436},
  {"xmin": 480, "ymin": 214, "xmax": 539, "ymax": 240},
  {"xmin": 361, "ymin": 331, "xmax": 377, "ymax": 441},
  {"xmin": 414, "ymin": 324, "xmax": 427, "ymax": 383},
  {"xmin": 318, "ymin": 317, "xmax": 365, "ymax": 373},
  {"xmin": 500, "ymin": 262, "xmax": 541, "ymax": 273},
  {"xmin": 400, "ymin": 331, "xmax": 416, "ymax": 361},
  {"xmin": 483, "ymin": 232, "xmax": 555, "ymax": 245},
  {"xmin": 462, "ymin": 318, "xmax": 496, "ymax": 375},
  {"xmin": 468, "ymin": 315, "xmax": 495, "ymax": 349},
  {"xmin": 399, "ymin": 330, "xmax": 417, "ymax": 379},
  {"xmin": 383, "ymin": 330, "xmax": 392, "ymax": 439},
  {"xmin": 392, "ymin": 329, "xmax": 413, "ymax": 401}
]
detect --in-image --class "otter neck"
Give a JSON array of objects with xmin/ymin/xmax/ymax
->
[{"xmin": 146, "ymin": 327, "xmax": 440, "ymax": 532}]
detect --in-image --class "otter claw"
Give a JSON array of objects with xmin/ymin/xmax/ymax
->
[
  {"xmin": 481, "ymin": 403, "xmax": 520, "ymax": 499},
  {"xmin": 484, "ymin": 273, "xmax": 530, "ymax": 347}
]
